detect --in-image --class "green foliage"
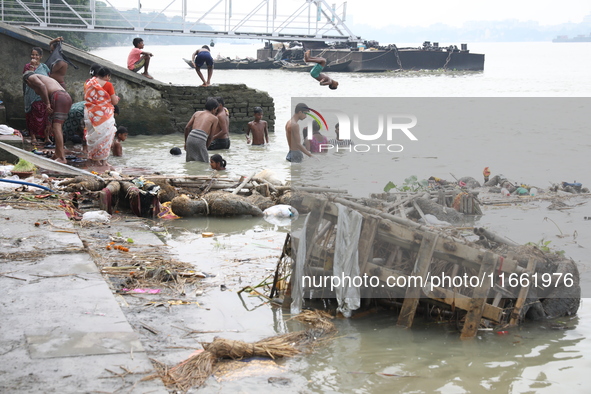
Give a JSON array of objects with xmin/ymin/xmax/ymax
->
[
  {"xmin": 13, "ymin": 159, "xmax": 36, "ymax": 172},
  {"xmin": 526, "ymin": 239, "xmax": 565, "ymax": 256},
  {"xmin": 383, "ymin": 175, "xmax": 429, "ymax": 193},
  {"xmin": 213, "ymin": 238, "xmax": 226, "ymax": 251}
]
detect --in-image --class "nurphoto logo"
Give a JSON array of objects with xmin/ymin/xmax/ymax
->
[{"xmin": 304, "ymin": 107, "xmax": 418, "ymax": 153}]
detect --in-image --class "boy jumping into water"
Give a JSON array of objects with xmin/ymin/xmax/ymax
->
[{"xmin": 304, "ymin": 50, "xmax": 338, "ymax": 90}]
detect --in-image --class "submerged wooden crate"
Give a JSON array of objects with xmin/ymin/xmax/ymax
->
[{"xmin": 288, "ymin": 194, "xmax": 567, "ymax": 339}]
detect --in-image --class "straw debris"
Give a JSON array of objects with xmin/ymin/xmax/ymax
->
[{"xmin": 147, "ymin": 310, "xmax": 335, "ymax": 392}]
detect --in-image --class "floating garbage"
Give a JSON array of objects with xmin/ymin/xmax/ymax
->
[
  {"xmin": 263, "ymin": 204, "xmax": 298, "ymax": 218},
  {"xmin": 263, "ymin": 205, "xmax": 299, "ymax": 226}
]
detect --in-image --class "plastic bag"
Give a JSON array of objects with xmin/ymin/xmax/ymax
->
[
  {"xmin": 263, "ymin": 205, "xmax": 299, "ymax": 218},
  {"xmin": 0, "ymin": 175, "xmax": 20, "ymax": 191},
  {"xmin": 81, "ymin": 210, "xmax": 111, "ymax": 224}
]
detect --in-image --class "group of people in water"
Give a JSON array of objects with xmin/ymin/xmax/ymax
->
[
  {"xmin": 176, "ymin": 43, "xmax": 339, "ymax": 166},
  {"xmin": 181, "ymin": 96, "xmax": 271, "ymax": 170},
  {"xmin": 20, "ymin": 35, "xmax": 341, "ymax": 169}
]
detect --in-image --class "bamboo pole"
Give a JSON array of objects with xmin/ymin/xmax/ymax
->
[
  {"xmin": 476, "ymin": 227, "xmax": 518, "ymax": 247},
  {"xmin": 232, "ymin": 172, "xmax": 256, "ymax": 195}
]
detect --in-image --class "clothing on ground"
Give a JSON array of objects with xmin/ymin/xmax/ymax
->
[
  {"xmin": 208, "ymin": 138, "xmax": 230, "ymax": 150},
  {"xmin": 186, "ymin": 129, "xmax": 209, "ymax": 163}
]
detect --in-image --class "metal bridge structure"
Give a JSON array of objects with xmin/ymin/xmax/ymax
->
[{"xmin": 0, "ymin": 0, "xmax": 362, "ymax": 43}]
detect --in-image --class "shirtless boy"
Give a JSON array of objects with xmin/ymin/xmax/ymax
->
[
  {"xmin": 285, "ymin": 103, "xmax": 313, "ymax": 163},
  {"xmin": 304, "ymin": 50, "xmax": 338, "ymax": 90},
  {"xmin": 191, "ymin": 45, "xmax": 214, "ymax": 86},
  {"xmin": 127, "ymin": 38, "xmax": 153, "ymax": 79},
  {"xmin": 112, "ymin": 126, "xmax": 128, "ymax": 157},
  {"xmin": 246, "ymin": 107, "xmax": 269, "ymax": 146},
  {"xmin": 184, "ymin": 98, "xmax": 219, "ymax": 163},
  {"xmin": 208, "ymin": 97, "xmax": 230, "ymax": 150},
  {"xmin": 23, "ymin": 71, "xmax": 72, "ymax": 163}
]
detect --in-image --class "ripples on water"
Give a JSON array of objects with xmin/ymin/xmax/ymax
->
[{"xmin": 92, "ymin": 42, "xmax": 591, "ymax": 393}]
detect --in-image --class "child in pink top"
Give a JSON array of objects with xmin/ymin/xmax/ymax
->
[{"xmin": 127, "ymin": 37, "xmax": 153, "ymax": 79}]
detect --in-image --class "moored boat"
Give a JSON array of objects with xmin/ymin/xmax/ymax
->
[
  {"xmin": 552, "ymin": 34, "xmax": 591, "ymax": 42},
  {"xmin": 183, "ymin": 58, "xmax": 279, "ymax": 70},
  {"xmin": 281, "ymin": 59, "xmax": 352, "ymax": 72},
  {"xmin": 259, "ymin": 40, "xmax": 485, "ymax": 72},
  {"xmin": 325, "ymin": 59, "xmax": 352, "ymax": 72}
]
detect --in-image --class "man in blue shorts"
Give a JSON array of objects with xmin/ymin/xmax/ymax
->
[
  {"xmin": 191, "ymin": 45, "xmax": 214, "ymax": 86},
  {"xmin": 304, "ymin": 50, "xmax": 338, "ymax": 90}
]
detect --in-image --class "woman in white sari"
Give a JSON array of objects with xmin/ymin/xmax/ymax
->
[{"xmin": 84, "ymin": 66, "xmax": 119, "ymax": 165}]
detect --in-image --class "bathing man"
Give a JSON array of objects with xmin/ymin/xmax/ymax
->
[
  {"xmin": 184, "ymin": 98, "xmax": 219, "ymax": 163},
  {"xmin": 23, "ymin": 71, "xmax": 72, "ymax": 164},
  {"xmin": 285, "ymin": 103, "xmax": 313, "ymax": 163},
  {"xmin": 208, "ymin": 97, "xmax": 230, "ymax": 150}
]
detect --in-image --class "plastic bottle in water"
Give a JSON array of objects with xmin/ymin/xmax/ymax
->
[
  {"xmin": 530, "ymin": 188, "xmax": 537, "ymax": 196},
  {"xmin": 501, "ymin": 188, "xmax": 510, "ymax": 196}
]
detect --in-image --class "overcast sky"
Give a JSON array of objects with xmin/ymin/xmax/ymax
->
[
  {"xmin": 344, "ymin": 0, "xmax": 590, "ymax": 27},
  {"xmin": 116, "ymin": 0, "xmax": 590, "ymax": 28}
]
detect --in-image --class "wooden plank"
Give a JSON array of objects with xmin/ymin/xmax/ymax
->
[
  {"xmin": 358, "ymin": 215, "xmax": 381, "ymax": 276},
  {"xmin": 397, "ymin": 232, "xmax": 439, "ymax": 328},
  {"xmin": 357, "ymin": 215, "xmax": 380, "ymax": 303},
  {"xmin": 509, "ymin": 257, "xmax": 537, "ymax": 326},
  {"xmin": 427, "ymin": 287, "xmax": 503, "ymax": 323},
  {"xmin": 303, "ymin": 198, "xmax": 328, "ymax": 263},
  {"xmin": 302, "ymin": 196, "xmax": 525, "ymax": 275},
  {"xmin": 460, "ymin": 251, "xmax": 497, "ymax": 339},
  {"xmin": 384, "ymin": 246, "xmax": 399, "ymax": 269},
  {"xmin": 362, "ymin": 262, "xmax": 504, "ymax": 322}
]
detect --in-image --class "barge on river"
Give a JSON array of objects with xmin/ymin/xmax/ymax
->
[{"xmin": 258, "ymin": 41, "xmax": 485, "ymax": 72}]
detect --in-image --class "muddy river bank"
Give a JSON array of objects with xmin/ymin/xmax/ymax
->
[{"xmin": 2, "ymin": 184, "xmax": 588, "ymax": 392}]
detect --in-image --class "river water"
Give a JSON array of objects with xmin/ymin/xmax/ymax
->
[{"xmin": 90, "ymin": 42, "xmax": 591, "ymax": 392}]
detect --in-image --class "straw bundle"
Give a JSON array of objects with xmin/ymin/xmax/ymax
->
[
  {"xmin": 203, "ymin": 335, "xmax": 301, "ymax": 360},
  {"xmin": 149, "ymin": 351, "xmax": 216, "ymax": 392},
  {"xmin": 148, "ymin": 310, "xmax": 335, "ymax": 392}
]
